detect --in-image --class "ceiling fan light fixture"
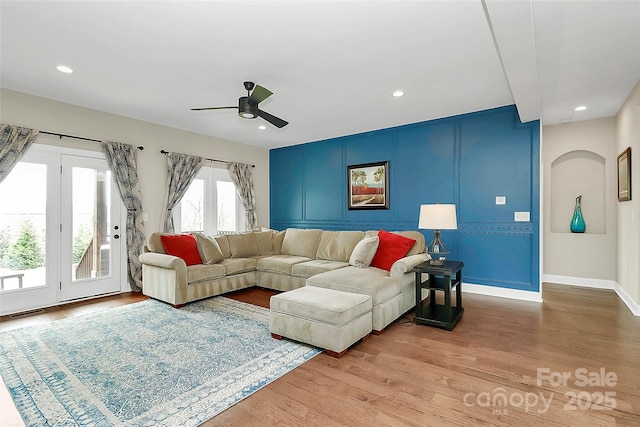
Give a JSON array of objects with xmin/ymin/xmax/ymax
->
[{"xmin": 238, "ymin": 97, "xmax": 258, "ymax": 119}]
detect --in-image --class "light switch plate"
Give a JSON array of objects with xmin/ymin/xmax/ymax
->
[
  {"xmin": 514, "ymin": 211, "xmax": 530, "ymax": 222},
  {"xmin": 496, "ymin": 196, "xmax": 506, "ymax": 205}
]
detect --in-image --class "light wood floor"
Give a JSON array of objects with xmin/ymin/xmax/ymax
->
[{"xmin": 1, "ymin": 284, "xmax": 639, "ymax": 426}]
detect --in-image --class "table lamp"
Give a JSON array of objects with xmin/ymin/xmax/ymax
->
[{"xmin": 418, "ymin": 204, "xmax": 458, "ymax": 265}]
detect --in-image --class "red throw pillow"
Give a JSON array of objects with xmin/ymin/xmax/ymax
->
[
  {"xmin": 370, "ymin": 230, "xmax": 416, "ymax": 271},
  {"xmin": 160, "ymin": 234, "xmax": 202, "ymax": 266}
]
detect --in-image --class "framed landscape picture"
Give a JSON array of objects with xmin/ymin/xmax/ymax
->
[
  {"xmin": 348, "ymin": 161, "xmax": 389, "ymax": 210},
  {"xmin": 618, "ymin": 147, "xmax": 631, "ymax": 202}
]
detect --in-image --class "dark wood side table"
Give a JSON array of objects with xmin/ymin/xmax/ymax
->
[{"xmin": 412, "ymin": 260, "xmax": 464, "ymax": 330}]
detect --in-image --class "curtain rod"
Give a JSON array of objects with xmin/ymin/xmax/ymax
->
[
  {"xmin": 160, "ymin": 150, "xmax": 255, "ymax": 168},
  {"xmin": 40, "ymin": 131, "xmax": 144, "ymax": 150}
]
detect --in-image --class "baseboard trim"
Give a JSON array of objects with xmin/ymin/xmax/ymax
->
[
  {"xmin": 542, "ymin": 274, "xmax": 639, "ymax": 317},
  {"xmin": 614, "ymin": 282, "xmax": 640, "ymax": 316},
  {"xmin": 462, "ymin": 282, "xmax": 543, "ymax": 303},
  {"xmin": 543, "ymin": 274, "xmax": 615, "ymax": 290},
  {"xmin": 1, "ymin": 291, "xmax": 123, "ymax": 317}
]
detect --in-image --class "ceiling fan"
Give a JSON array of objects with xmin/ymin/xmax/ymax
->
[{"xmin": 191, "ymin": 81, "xmax": 289, "ymax": 128}]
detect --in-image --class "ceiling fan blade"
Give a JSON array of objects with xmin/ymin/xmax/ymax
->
[
  {"xmin": 249, "ymin": 85, "xmax": 273, "ymax": 104},
  {"xmin": 257, "ymin": 109, "xmax": 288, "ymax": 128},
  {"xmin": 190, "ymin": 106, "xmax": 237, "ymax": 111}
]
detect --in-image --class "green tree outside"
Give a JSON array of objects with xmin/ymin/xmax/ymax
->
[
  {"xmin": 0, "ymin": 227, "xmax": 12, "ymax": 269},
  {"xmin": 7, "ymin": 220, "xmax": 44, "ymax": 270},
  {"xmin": 73, "ymin": 223, "xmax": 93, "ymax": 263}
]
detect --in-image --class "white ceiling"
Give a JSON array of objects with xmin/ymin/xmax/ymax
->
[{"xmin": 1, "ymin": 1, "xmax": 639, "ymax": 150}]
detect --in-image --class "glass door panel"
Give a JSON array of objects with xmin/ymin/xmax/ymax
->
[
  {"xmin": 71, "ymin": 167, "xmax": 112, "ymax": 281},
  {"xmin": 0, "ymin": 162, "xmax": 47, "ymax": 289},
  {"xmin": 60, "ymin": 156, "xmax": 121, "ymax": 301},
  {"xmin": 0, "ymin": 151, "xmax": 59, "ymax": 315}
]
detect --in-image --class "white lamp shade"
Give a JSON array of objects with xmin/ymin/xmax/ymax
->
[{"xmin": 418, "ymin": 204, "xmax": 458, "ymax": 230}]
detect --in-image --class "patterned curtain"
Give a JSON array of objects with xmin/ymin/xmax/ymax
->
[
  {"xmin": 102, "ymin": 142, "xmax": 145, "ymax": 292},
  {"xmin": 0, "ymin": 124, "xmax": 40, "ymax": 184},
  {"xmin": 228, "ymin": 162, "xmax": 258, "ymax": 230},
  {"xmin": 161, "ymin": 152, "xmax": 204, "ymax": 232}
]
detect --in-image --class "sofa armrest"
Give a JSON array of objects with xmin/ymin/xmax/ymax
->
[
  {"xmin": 139, "ymin": 252, "xmax": 187, "ymax": 271},
  {"xmin": 389, "ymin": 253, "xmax": 428, "ymax": 278},
  {"xmin": 139, "ymin": 252, "xmax": 189, "ymax": 306}
]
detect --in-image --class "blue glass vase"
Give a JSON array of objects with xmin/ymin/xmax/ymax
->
[{"xmin": 570, "ymin": 195, "xmax": 586, "ymax": 233}]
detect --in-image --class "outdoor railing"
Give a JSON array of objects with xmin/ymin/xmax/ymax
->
[
  {"xmin": 75, "ymin": 238, "xmax": 95, "ymax": 280},
  {"xmin": 0, "ymin": 273, "xmax": 24, "ymax": 291}
]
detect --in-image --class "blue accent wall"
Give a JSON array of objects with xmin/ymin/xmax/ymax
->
[{"xmin": 270, "ymin": 105, "xmax": 540, "ymax": 291}]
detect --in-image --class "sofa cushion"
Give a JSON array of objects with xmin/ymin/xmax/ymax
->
[
  {"xmin": 365, "ymin": 230, "xmax": 425, "ymax": 256},
  {"xmin": 316, "ymin": 230, "xmax": 364, "ymax": 262},
  {"xmin": 281, "ymin": 228, "xmax": 323, "ymax": 259},
  {"xmin": 194, "ymin": 233, "xmax": 225, "ymax": 264},
  {"xmin": 187, "ymin": 263, "xmax": 226, "ymax": 283},
  {"xmin": 349, "ymin": 235, "xmax": 379, "ymax": 268},
  {"xmin": 394, "ymin": 231, "xmax": 425, "ymax": 256},
  {"xmin": 272, "ymin": 230, "xmax": 285, "ymax": 254},
  {"xmin": 227, "ymin": 232, "xmax": 259, "ymax": 258},
  {"xmin": 219, "ymin": 258, "xmax": 257, "ymax": 275},
  {"xmin": 291, "ymin": 259, "xmax": 350, "ymax": 279},
  {"xmin": 147, "ymin": 232, "xmax": 169, "ymax": 253},
  {"xmin": 370, "ymin": 230, "xmax": 416, "ymax": 271},
  {"xmin": 306, "ymin": 266, "xmax": 402, "ymax": 306},
  {"xmin": 270, "ymin": 286, "xmax": 372, "ymax": 327},
  {"xmin": 255, "ymin": 231, "xmax": 275, "ymax": 255},
  {"xmin": 160, "ymin": 234, "xmax": 202, "ymax": 266},
  {"xmin": 257, "ymin": 255, "xmax": 312, "ymax": 275},
  {"xmin": 213, "ymin": 235, "xmax": 231, "ymax": 259}
]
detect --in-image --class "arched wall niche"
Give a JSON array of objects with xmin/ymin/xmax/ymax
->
[{"xmin": 550, "ymin": 150, "xmax": 606, "ymax": 234}]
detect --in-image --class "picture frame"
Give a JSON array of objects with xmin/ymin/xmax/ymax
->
[
  {"xmin": 347, "ymin": 161, "xmax": 389, "ymax": 210},
  {"xmin": 617, "ymin": 147, "xmax": 632, "ymax": 202}
]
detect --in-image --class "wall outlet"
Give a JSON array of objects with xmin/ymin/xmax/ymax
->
[
  {"xmin": 514, "ymin": 211, "xmax": 530, "ymax": 222},
  {"xmin": 142, "ymin": 213, "xmax": 149, "ymax": 222},
  {"xmin": 496, "ymin": 196, "xmax": 506, "ymax": 205}
]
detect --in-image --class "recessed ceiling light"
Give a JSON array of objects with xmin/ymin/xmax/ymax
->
[
  {"xmin": 392, "ymin": 90, "xmax": 405, "ymax": 97},
  {"xmin": 258, "ymin": 125, "xmax": 267, "ymax": 130},
  {"xmin": 56, "ymin": 65, "xmax": 74, "ymax": 74},
  {"xmin": 574, "ymin": 105, "xmax": 587, "ymax": 111}
]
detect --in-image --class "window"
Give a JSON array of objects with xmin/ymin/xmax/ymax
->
[
  {"xmin": 180, "ymin": 178, "xmax": 204, "ymax": 232},
  {"xmin": 174, "ymin": 167, "xmax": 244, "ymax": 235}
]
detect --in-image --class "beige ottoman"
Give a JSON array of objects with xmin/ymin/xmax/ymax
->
[{"xmin": 269, "ymin": 286, "xmax": 373, "ymax": 358}]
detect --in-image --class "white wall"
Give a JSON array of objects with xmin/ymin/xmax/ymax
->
[
  {"xmin": 616, "ymin": 80, "xmax": 640, "ymax": 306},
  {"xmin": 541, "ymin": 79, "xmax": 640, "ymax": 315},
  {"xmin": 543, "ymin": 118, "xmax": 617, "ymax": 282},
  {"xmin": 0, "ymin": 89, "xmax": 271, "ymax": 235}
]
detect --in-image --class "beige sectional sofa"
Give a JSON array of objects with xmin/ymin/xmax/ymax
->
[{"xmin": 139, "ymin": 228, "xmax": 427, "ymax": 332}]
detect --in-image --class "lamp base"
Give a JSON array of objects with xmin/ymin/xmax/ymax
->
[{"xmin": 427, "ymin": 230, "xmax": 449, "ymax": 266}]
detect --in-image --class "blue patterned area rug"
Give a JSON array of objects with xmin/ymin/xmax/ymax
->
[{"xmin": 0, "ymin": 297, "xmax": 321, "ymax": 426}]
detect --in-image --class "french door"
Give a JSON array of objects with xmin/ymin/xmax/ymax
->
[{"xmin": 0, "ymin": 145, "xmax": 125, "ymax": 315}]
